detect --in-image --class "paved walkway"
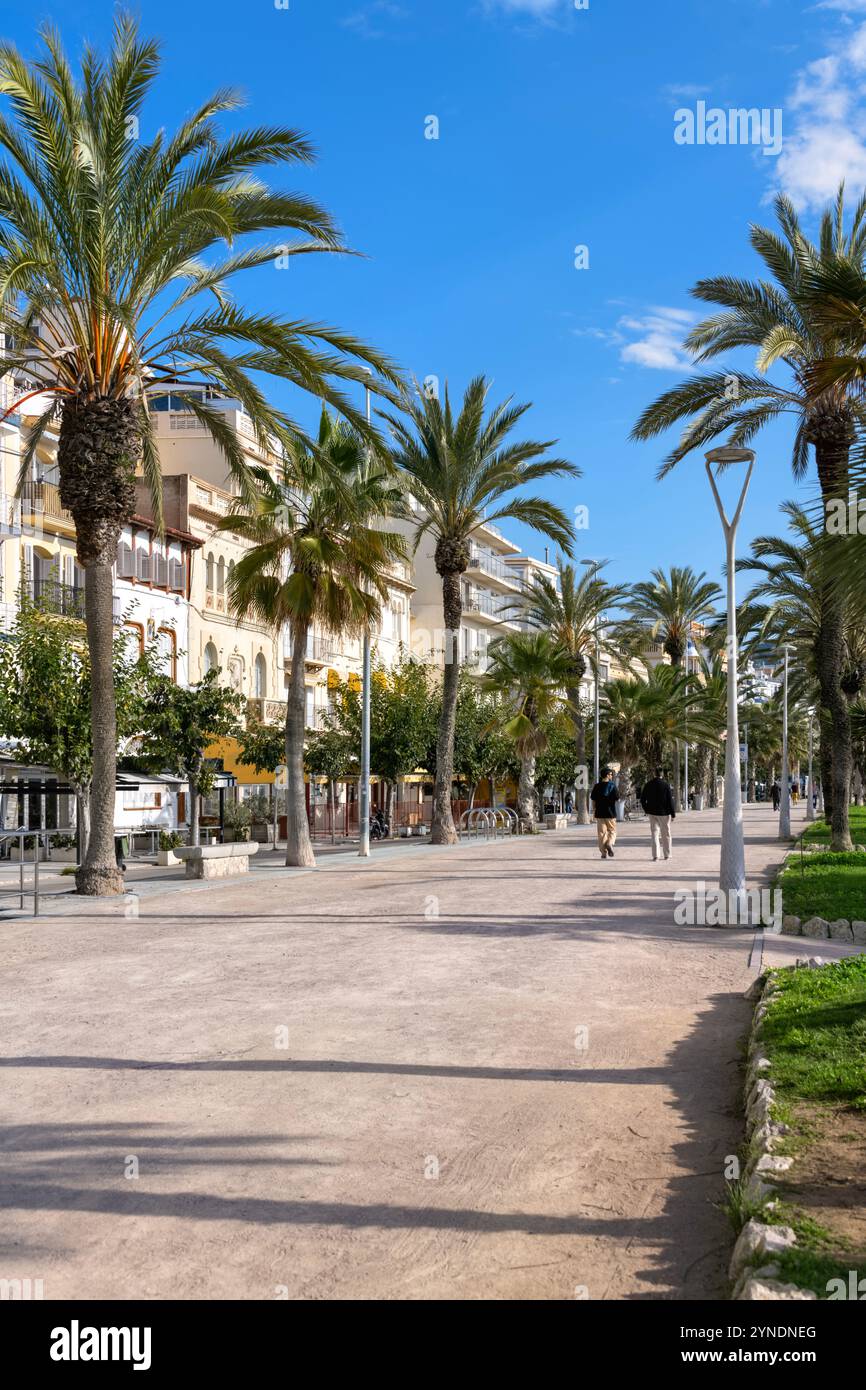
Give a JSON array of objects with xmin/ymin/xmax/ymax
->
[{"xmin": 0, "ymin": 805, "xmax": 810, "ymax": 1300}]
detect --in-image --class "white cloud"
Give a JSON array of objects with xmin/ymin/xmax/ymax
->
[
  {"xmin": 774, "ymin": 21, "xmax": 866, "ymax": 206},
  {"xmin": 482, "ymin": 0, "xmax": 563, "ymax": 15},
  {"xmin": 617, "ymin": 308, "xmax": 696, "ymax": 371},
  {"xmin": 575, "ymin": 307, "xmax": 696, "ymax": 371}
]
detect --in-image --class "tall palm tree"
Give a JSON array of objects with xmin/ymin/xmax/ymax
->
[
  {"xmin": 507, "ymin": 558, "xmax": 629, "ymax": 823},
  {"xmin": 603, "ymin": 664, "xmax": 715, "ymax": 809},
  {"xmin": 483, "ymin": 631, "xmax": 573, "ymax": 827},
  {"xmin": 382, "ymin": 376, "xmax": 577, "ymax": 843},
  {"xmin": 624, "ymin": 566, "xmax": 721, "ymax": 666},
  {"xmin": 622, "ymin": 566, "xmax": 721, "ymax": 808},
  {"xmin": 0, "ymin": 18, "xmax": 399, "ymax": 893},
  {"xmin": 736, "ymin": 503, "xmax": 866, "ymax": 809},
  {"xmin": 221, "ymin": 411, "xmax": 407, "ymax": 867},
  {"xmin": 631, "ymin": 187, "xmax": 866, "ymax": 850}
]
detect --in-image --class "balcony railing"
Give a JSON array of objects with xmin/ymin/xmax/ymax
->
[
  {"xmin": 464, "ymin": 589, "xmax": 509, "ymax": 619},
  {"xmin": 33, "ymin": 578, "xmax": 85, "ymax": 619},
  {"xmin": 21, "ymin": 480, "xmax": 73, "ymax": 523},
  {"xmin": 467, "ymin": 545, "xmax": 514, "ymax": 585}
]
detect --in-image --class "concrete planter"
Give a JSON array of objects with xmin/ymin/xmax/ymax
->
[
  {"xmin": 156, "ymin": 849, "xmax": 182, "ymax": 867},
  {"xmin": 544, "ymin": 813, "xmax": 569, "ymax": 830}
]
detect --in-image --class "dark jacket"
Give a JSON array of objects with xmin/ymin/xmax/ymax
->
[
  {"xmin": 640, "ymin": 777, "xmax": 676, "ymax": 818},
  {"xmin": 590, "ymin": 780, "xmax": 620, "ymax": 819}
]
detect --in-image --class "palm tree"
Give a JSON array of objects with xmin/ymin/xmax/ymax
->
[
  {"xmin": 631, "ymin": 187, "xmax": 866, "ymax": 850},
  {"xmin": 624, "ymin": 566, "xmax": 721, "ymax": 666},
  {"xmin": 0, "ymin": 18, "xmax": 400, "ymax": 893},
  {"xmin": 622, "ymin": 566, "xmax": 721, "ymax": 808},
  {"xmin": 736, "ymin": 503, "xmax": 866, "ymax": 810},
  {"xmin": 382, "ymin": 376, "xmax": 577, "ymax": 843},
  {"xmin": 483, "ymin": 631, "xmax": 573, "ymax": 827},
  {"xmin": 507, "ymin": 558, "xmax": 629, "ymax": 824},
  {"xmin": 603, "ymin": 664, "xmax": 715, "ymax": 809},
  {"xmin": 222, "ymin": 411, "xmax": 407, "ymax": 867}
]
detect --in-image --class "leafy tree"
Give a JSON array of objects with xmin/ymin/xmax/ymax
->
[
  {"xmin": 483, "ymin": 631, "xmax": 574, "ymax": 826},
  {"xmin": 223, "ymin": 410, "xmax": 407, "ymax": 866},
  {"xmin": 237, "ymin": 719, "xmax": 287, "ymax": 846},
  {"xmin": 324, "ymin": 652, "xmax": 435, "ymax": 826},
  {"xmin": 0, "ymin": 17, "xmax": 399, "ymax": 892},
  {"xmin": 304, "ymin": 728, "xmax": 357, "ymax": 843},
  {"xmin": 534, "ymin": 714, "xmax": 582, "ymax": 806},
  {"xmin": 382, "ymin": 376, "xmax": 577, "ymax": 844},
  {"xmin": 0, "ymin": 600, "xmax": 158, "ymax": 855},
  {"xmin": 137, "ymin": 670, "xmax": 244, "ymax": 845}
]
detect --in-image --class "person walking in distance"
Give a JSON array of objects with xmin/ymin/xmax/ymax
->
[
  {"xmin": 590, "ymin": 767, "xmax": 620, "ymax": 859},
  {"xmin": 640, "ymin": 766, "xmax": 676, "ymax": 861},
  {"xmin": 771, "ymin": 778, "xmax": 781, "ymax": 812}
]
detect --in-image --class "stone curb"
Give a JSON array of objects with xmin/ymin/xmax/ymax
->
[
  {"xmin": 731, "ymin": 971, "xmax": 816, "ymax": 1301},
  {"xmin": 777, "ymin": 844, "xmax": 866, "ymax": 941}
]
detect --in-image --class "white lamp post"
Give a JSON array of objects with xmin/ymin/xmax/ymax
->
[
  {"xmin": 778, "ymin": 644, "xmax": 794, "ymax": 841},
  {"xmin": 705, "ymin": 446, "xmax": 754, "ymax": 901},
  {"xmin": 359, "ymin": 376, "xmax": 372, "ymax": 857},
  {"xmin": 742, "ymin": 722, "xmax": 749, "ymax": 805},
  {"xmin": 580, "ymin": 559, "xmax": 601, "ymax": 787},
  {"xmin": 806, "ymin": 707, "xmax": 816, "ymax": 822}
]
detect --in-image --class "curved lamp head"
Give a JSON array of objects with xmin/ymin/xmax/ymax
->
[{"xmin": 705, "ymin": 445, "xmax": 756, "ymax": 466}]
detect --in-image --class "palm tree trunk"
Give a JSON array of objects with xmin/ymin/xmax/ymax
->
[
  {"xmin": 570, "ymin": 685, "xmax": 590, "ymax": 824},
  {"xmin": 76, "ymin": 556, "xmax": 122, "ymax": 894},
  {"xmin": 59, "ymin": 396, "xmax": 140, "ymax": 896},
  {"xmin": 518, "ymin": 752, "xmax": 537, "ymax": 826},
  {"xmin": 285, "ymin": 622, "xmax": 316, "ymax": 867},
  {"xmin": 617, "ymin": 763, "xmax": 632, "ymax": 813},
  {"xmin": 432, "ymin": 573, "xmax": 461, "ymax": 844},
  {"xmin": 815, "ymin": 431, "xmax": 854, "ymax": 850},
  {"xmin": 329, "ymin": 778, "xmax": 337, "ymax": 845}
]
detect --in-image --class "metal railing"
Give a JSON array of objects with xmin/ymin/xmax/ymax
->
[{"xmin": 0, "ymin": 828, "xmax": 77, "ymax": 915}]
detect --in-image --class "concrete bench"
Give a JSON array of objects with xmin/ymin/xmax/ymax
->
[
  {"xmin": 174, "ymin": 842, "xmax": 259, "ymax": 880},
  {"xmin": 544, "ymin": 813, "xmax": 569, "ymax": 830}
]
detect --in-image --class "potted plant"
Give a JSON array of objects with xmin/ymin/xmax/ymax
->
[
  {"xmin": 223, "ymin": 800, "xmax": 252, "ymax": 843},
  {"xmin": 247, "ymin": 793, "xmax": 276, "ymax": 845},
  {"xmin": 157, "ymin": 830, "xmax": 186, "ymax": 866}
]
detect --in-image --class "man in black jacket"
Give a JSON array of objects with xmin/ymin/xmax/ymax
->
[
  {"xmin": 590, "ymin": 768, "xmax": 620, "ymax": 859},
  {"xmin": 639, "ymin": 767, "xmax": 676, "ymax": 861}
]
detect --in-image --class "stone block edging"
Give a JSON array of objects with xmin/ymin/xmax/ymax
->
[{"xmin": 731, "ymin": 971, "xmax": 817, "ymax": 1301}]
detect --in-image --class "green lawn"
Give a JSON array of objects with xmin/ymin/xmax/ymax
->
[
  {"xmin": 753, "ymin": 959, "xmax": 866, "ymax": 1296},
  {"xmin": 803, "ymin": 805, "xmax": 866, "ymax": 845},
  {"xmin": 778, "ymin": 850, "xmax": 866, "ymax": 922},
  {"xmin": 760, "ymin": 955, "xmax": 866, "ymax": 1108}
]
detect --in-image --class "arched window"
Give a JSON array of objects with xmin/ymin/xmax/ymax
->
[
  {"xmin": 217, "ymin": 557, "xmax": 225, "ymax": 596},
  {"xmin": 254, "ymin": 653, "xmax": 267, "ymax": 698},
  {"xmin": 157, "ymin": 627, "xmax": 177, "ymax": 682},
  {"xmin": 205, "ymin": 553, "xmax": 215, "ymax": 593},
  {"xmin": 204, "ymin": 642, "xmax": 218, "ymax": 675}
]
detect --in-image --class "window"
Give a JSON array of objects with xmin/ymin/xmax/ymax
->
[
  {"xmin": 254, "ymin": 653, "xmax": 267, "ymax": 698},
  {"xmin": 204, "ymin": 642, "xmax": 218, "ymax": 674},
  {"xmin": 217, "ymin": 557, "xmax": 225, "ymax": 596},
  {"xmin": 152, "ymin": 544, "xmax": 169, "ymax": 588},
  {"xmin": 124, "ymin": 622, "xmax": 145, "ymax": 657},
  {"xmin": 117, "ymin": 538, "xmax": 134, "ymax": 578},
  {"xmin": 206, "ymin": 553, "xmax": 215, "ymax": 593},
  {"xmin": 305, "ymin": 686, "xmax": 315, "ymax": 728},
  {"xmin": 122, "ymin": 788, "xmax": 163, "ymax": 810},
  {"xmin": 157, "ymin": 627, "xmax": 177, "ymax": 681}
]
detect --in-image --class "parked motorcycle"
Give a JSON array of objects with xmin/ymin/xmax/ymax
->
[{"xmin": 370, "ymin": 810, "xmax": 390, "ymax": 840}]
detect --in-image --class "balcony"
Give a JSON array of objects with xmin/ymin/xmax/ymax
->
[
  {"xmin": 247, "ymin": 697, "xmax": 288, "ymax": 726},
  {"xmin": 464, "ymin": 588, "xmax": 510, "ymax": 620},
  {"xmin": 33, "ymin": 578, "xmax": 86, "ymax": 619},
  {"xmin": 21, "ymin": 480, "xmax": 73, "ymax": 527},
  {"xmin": 467, "ymin": 545, "xmax": 519, "ymax": 587}
]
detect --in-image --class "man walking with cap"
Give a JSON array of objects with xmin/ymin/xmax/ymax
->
[{"xmin": 590, "ymin": 767, "xmax": 620, "ymax": 859}]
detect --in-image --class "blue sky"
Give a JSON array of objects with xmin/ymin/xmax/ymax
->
[{"xmin": 6, "ymin": 0, "xmax": 866, "ymax": 593}]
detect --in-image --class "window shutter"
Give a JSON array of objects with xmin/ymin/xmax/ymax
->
[
  {"xmin": 169, "ymin": 558, "xmax": 184, "ymax": 591},
  {"xmin": 154, "ymin": 551, "xmax": 169, "ymax": 587},
  {"xmin": 117, "ymin": 543, "xmax": 133, "ymax": 578},
  {"xmin": 136, "ymin": 548, "xmax": 150, "ymax": 581}
]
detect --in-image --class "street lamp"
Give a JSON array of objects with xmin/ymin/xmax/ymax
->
[
  {"xmin": 705, "ymin": 445, "xmax": 755, "ymax": 902},
  {"xmin": 806, "ymin": 706, "xmax": 816, "ymax": 822},
  {"xmin": 580, "ymin": 558, "xmax": 601, "ymax": 787},
  {"xmin": 359, "ymin": 375, "xmax": 373, "ymax": 858},
  {"xmin": 778, "ymin": 644, "xmax": 794, "ymax": 840}
]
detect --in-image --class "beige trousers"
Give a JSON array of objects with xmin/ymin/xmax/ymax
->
[
  {"xmin": 649, "ymin": 814, "xmax": 672, "ymax": 860},
  {"xmin": 596, "ymin": 819, "xmax": 617, "ymax": 853}
]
